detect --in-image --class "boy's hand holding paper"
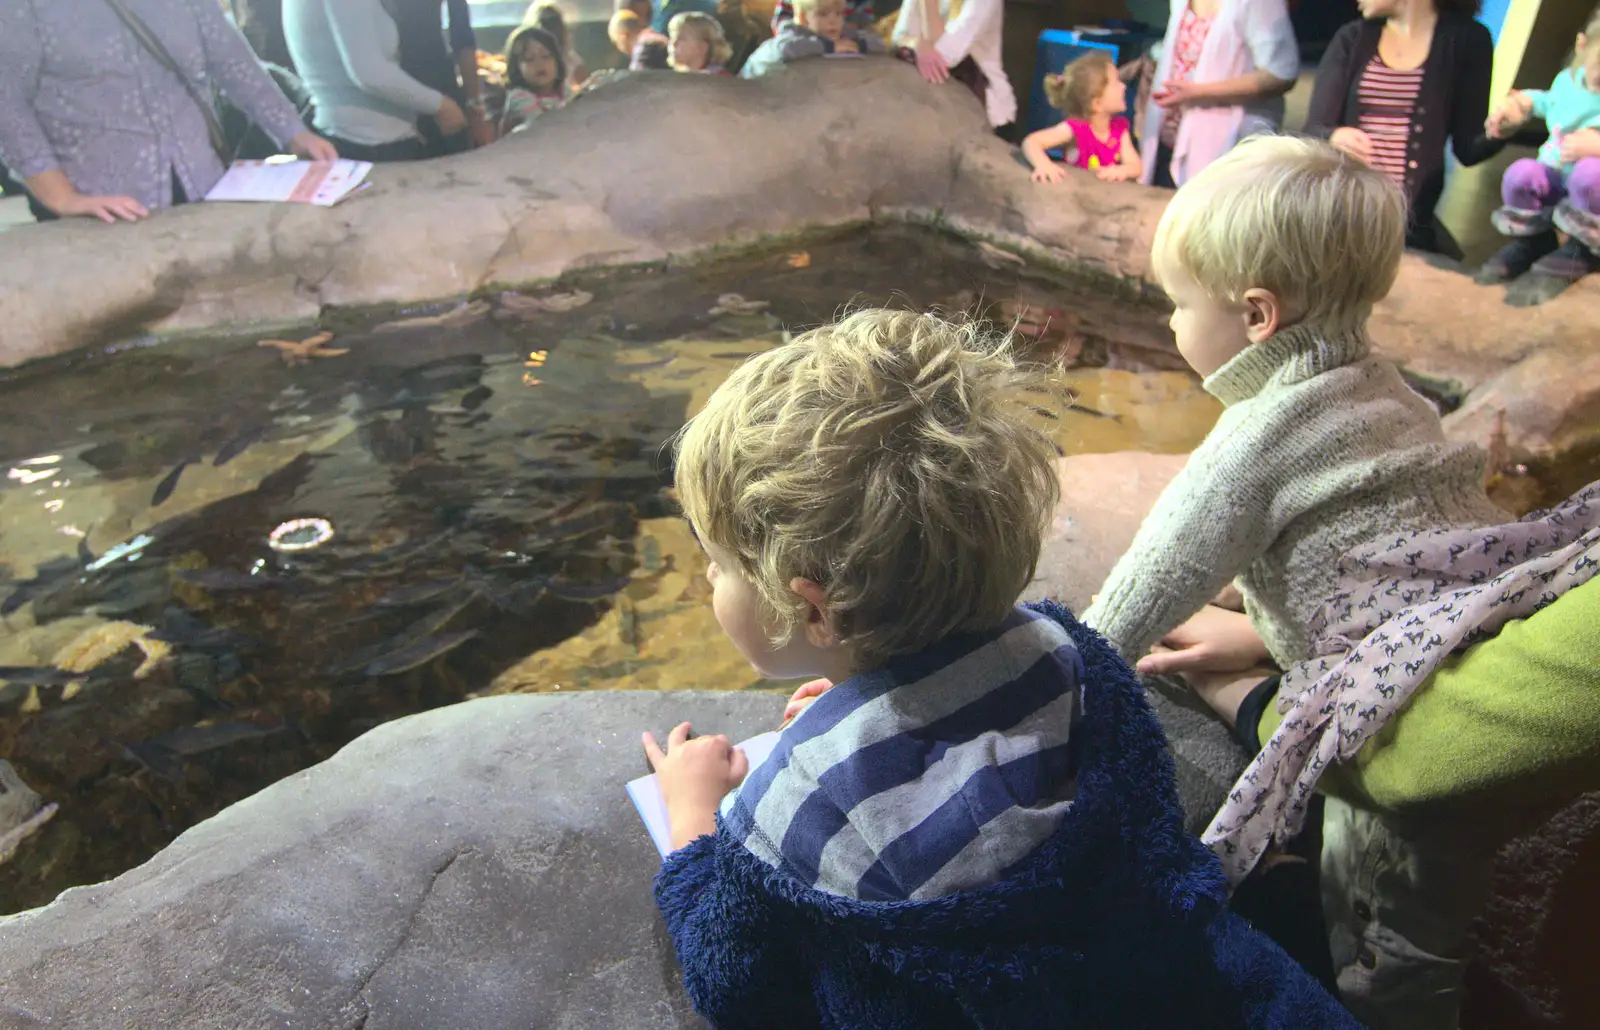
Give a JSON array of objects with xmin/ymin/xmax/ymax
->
[{"xmin": 640, "ymin": 722, "xmax": 750, "ymax": 853}]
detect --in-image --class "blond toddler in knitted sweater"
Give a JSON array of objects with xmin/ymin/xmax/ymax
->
[{"xmin": 1083, "ymin": 136, "xmax": 1504, "ymax": 669}]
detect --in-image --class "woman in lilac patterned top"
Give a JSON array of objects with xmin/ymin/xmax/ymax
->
[{"xmin": 0, "ymin": 0, "xmax": 335, "ymax": 223}]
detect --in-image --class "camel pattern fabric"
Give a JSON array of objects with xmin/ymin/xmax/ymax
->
[{"xmin": 1206, "ymin": 480, "xmax": 1600, "ymax": 884}]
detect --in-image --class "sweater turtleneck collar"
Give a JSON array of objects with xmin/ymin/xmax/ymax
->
[{"xmin": 1201, "ymin": 322, "xmax": 1373, "ymax": 408}]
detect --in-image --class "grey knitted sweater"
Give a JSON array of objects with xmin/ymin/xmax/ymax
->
[{"xmin": 1083, "ymin": 322, "xmax": 1505, "ymax": 667}]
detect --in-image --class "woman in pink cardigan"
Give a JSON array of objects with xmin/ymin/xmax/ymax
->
[{"xmin": 1138, "ymin": 0, "xmax": 1300, "ymax": 187}]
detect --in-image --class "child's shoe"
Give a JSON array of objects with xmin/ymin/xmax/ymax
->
[
  {"xmin": 1505, "ymin": 238, "xmax": 1600, "ymax": 307},
  {"xmin": 1473, "ymin": 230, "xmax": 1558, "ymax": 285}
]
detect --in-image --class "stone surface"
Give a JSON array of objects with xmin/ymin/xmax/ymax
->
[
  {"xmin": 1, "ymin": 60, "xmax": 1595, "ymax": 481},
  {"xmin": 1026, "ymin": 452, "xmax": 1186, "ymax": 616},
  {"xmin": 0, "ymin": 688, "xmax": 1242, "ymax": 1029}
]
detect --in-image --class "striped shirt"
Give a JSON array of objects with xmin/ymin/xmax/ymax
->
[
  {"xmin": 1355, "ymin": 53, "xmax": 1423, "ymax": 194},
  {"xmin": 720, "ymin": 605, "xmax": 1083, "ymax": 902}
]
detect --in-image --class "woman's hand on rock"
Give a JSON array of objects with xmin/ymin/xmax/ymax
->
[
  {"xmin": 1328, "ymin": 126, "xmax": 1374, "ymax": 165},
  {"xmin": 435, "ymin": 96, "xmax": 469, "ymax": 138},
  {"xmin": 1135, "ymin": 604, "xmax": 1272, "ymax": 678},
  {"xmin": 53, "ymin": 191, "xmax": 148, "ymax": 223},
  {"xmin": 290, "ymin": 132, "xmax": 339, "ymax": 162},
  {"xmin": 914, "ymin": 42, "xmax": 949, "ymax": 84},
  {"xmin": 781, "ymin": 678, "xmax": 834, "ymax": 727}
]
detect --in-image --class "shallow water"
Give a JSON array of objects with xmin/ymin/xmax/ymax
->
[{"xmin": 0, "ymin": 225, "xmax": 1218, "ymax": 911}]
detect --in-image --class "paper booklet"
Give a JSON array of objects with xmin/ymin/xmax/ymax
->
[
  {"xmin": 626, "ymin": 730, "xmax": 783, "ymax": 858},
  {"xmin": 204, "ymin": 158, "xmax": 372, "ymax": 207}
]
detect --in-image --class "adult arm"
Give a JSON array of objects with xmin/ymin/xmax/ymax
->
[
  {"xmin": 1082, "ymin": 432, "xmax": 1282, "ymax": 664},
  {"xmin": 1304, "ymin": 20, "xmax": 1362, "ymax": 138},
  {"xmin": 192, "ymin": 0, "xmax": 308, "ymax": 147},
  {"xmin": 325, "ymin": 0, "xmax": 446, "ymax": 116},
  {"xmin": 655, "ymin": 835, "xmax": 816, "ymax": 1030},
  {"xmin": 0, "ymin": 0, "xmax": 60, "ymax": 182},
  {"xmin": 1448, "ymin": 19, "xmax": 1504, "ymax": 166},
  {"xmin": 446, "ymin": 0, "xmax": 494, "ymax": 144},
  {"xmin": 1261, "ymin": 578, "xmax": 1600, "ymax": 812},
  {"xmin": 1187, "ymin": 0, "xmax": 1298, "ymax": 107},
  {"xmin": 933, "ymin": 0, "xmax": 999, "ymax": 67},
  {"xmin": 0, "ymin": 2, "xmax": 146, "ymax": 219}
]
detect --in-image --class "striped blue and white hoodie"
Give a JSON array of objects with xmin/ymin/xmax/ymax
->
[
  {"xmin": 720, "ymin": 604, "xmax": 1083, "ymax": 902},
  {"xmin": 655, "ymin": 601, "xmax": 1361, "ymax": 1030}
]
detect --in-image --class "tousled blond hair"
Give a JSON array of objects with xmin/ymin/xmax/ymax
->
[
  {"xmin": 669, "ymin": 11, "xmax": 733, "ymax": 68},
  {"xmin": 1045, "ymin": 51, "xmax": 1115, "ymax": 120},
  {"xmin": 1151, "ymin": 135, "xmax": 1405, "ymax": 334},
  {"xmin": 675, "ymin": 310, "xmax": 1062, "ymax": 672}
]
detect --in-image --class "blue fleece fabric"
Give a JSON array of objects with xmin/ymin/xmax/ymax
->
[{"xmin": 655, "ymin": 601, "xmax": 1361, "ymax": 1029}]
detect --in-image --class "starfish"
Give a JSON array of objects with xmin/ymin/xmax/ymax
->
[
  {"xmin": 51, "ymin": 620, "xmax": 172, "ymax": 682},
  {"xmin": 257, "ymin": 331, "xmax": 349, "ymax": 367}
]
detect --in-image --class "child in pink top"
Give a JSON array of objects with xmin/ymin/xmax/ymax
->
[{"xmin": 1022, "ymin": 51, "xmax": 1142, "ymax": 183}]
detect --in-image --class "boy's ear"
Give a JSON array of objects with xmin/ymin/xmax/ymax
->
[
  {"xmin": 789, "ymin": 577, "xmax": 839, "ymax": 648},
  {"xmin": 1240, "ymin": 287, "xmax": 1282, "ymax": 344}
]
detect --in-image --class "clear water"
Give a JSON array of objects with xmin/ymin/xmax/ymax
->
[{"xmin": 0, "ymin": 225, "xmax": 1218, "ymax": 912}]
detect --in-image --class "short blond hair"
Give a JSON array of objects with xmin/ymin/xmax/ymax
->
[
  {"xmin": 793, "ymin": 0, "xmax": 845, "ymax": 22},
  {"xmin": 675, "ymin": 310, "xmax": 1061, "ymax": 671},
  {"xmin": 1151, "ymin": 135, "xmax": 1405, "ymax": 334},
  {"xmin": 668, "ymin": 11, "xmax": 733, "ymax": 68}
]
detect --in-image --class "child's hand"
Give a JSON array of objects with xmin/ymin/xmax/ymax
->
[
  {"xmin": 1560, "ymin": 128, "xmax": 1600, "ymax": 163},
  {"xmin": 1328, "ymin": 126, "xmax": 1374, "ymax": 165},
  {"xmin": 833, "ymin": 38, "xmax": 860, "ymax": 54},
  {"xmin": 1031, "ymin": 163, "xmax": 1068, "ymax": 184},
  {"xmin": 781, "ymin": 678, "xmax": 834, "ymax": 726},
  {"xmin": 1485, "ymin": 93, "xmax": 1530, "ymax": 139},
  {"xmin": 1094, "ymin": 164, "xmax": 1137, "ymax": 183},
  {"xmin": 1135, "ymin": 605, "xmax": 1272, "ymax": 678},
  {"xmin": 642, "ymin": 722, "xmax": 750, "ymax": 848}
]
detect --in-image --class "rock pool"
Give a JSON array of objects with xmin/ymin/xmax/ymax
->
[{"xmin": 0, "ymin": 225, "xmax": 1217, "ymax": 913}]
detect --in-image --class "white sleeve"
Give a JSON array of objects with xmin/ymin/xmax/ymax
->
[
  {"xmin": 935, "ymin": 0, "xmax": 1000, "ymax": 66},
  {"xmin": 325, "ymin": 0, "xmax": 446, "ymax": 116},
  {"xmin": 1244, "ymin": 0, "xmax": 1299, "ymax": 81}
]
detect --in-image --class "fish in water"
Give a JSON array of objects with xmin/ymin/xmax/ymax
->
[
  {"xmin": 213, "ymin": 424, "xmax": 267, "ymax": 467},
  {"xmin": 546, "ymin": 574, "xmax": 631, "ymax": 602},
  {"xmin": 1067, "ymin": 402, "xmax": 1119, "ymax": 421},
  {"xmin": 0, "ymin": 666, "xmax": 85, "ymax": 686},
  {"xmin": 459, "ymin": 385, "xmax": 493, "ymax": 411},
  {"xmin": 174, "ymin": 568, "xmax": 286, "ymax": 591},
  {"xmin": 364, "ymin": 630, "xmax": 478, "ymax": 676},
  {"xmin": 151, "ymin": 461, "xmax": 189, "ymax": 506},
  {"xmin": 373, "ymin": 578, "xmax": 463, "ymax": 608},
  {"xmin": 371, "ymin": 300, "xmax": 492, "ymax": 334},
  {"xmin": 1, "ymin": 556, "xmax": 82, "ymax": 617},
  {"xmin": 708, "ymin": 293, "xmax": 770, "ymax": 316},
  {"xmin": 149, "ymin": 607, "xmax": 254, "ymax": 651},
  {"xmin": 118, "ymin": 720, "xmax": 288, "ymax": 779}
]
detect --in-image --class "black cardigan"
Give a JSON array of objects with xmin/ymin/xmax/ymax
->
[{"xmin": 1306, "ymin": 14, "xmax": 1504, "ymax": 250}]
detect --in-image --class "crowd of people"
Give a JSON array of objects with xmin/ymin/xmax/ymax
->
[
  {"xmin": 1, "ymin": 1, "xmax": 1598, "ymax": 1028},
  {"xmin": 2, "ymin": 0, "xmax": 1594, "ymax": 299}
]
